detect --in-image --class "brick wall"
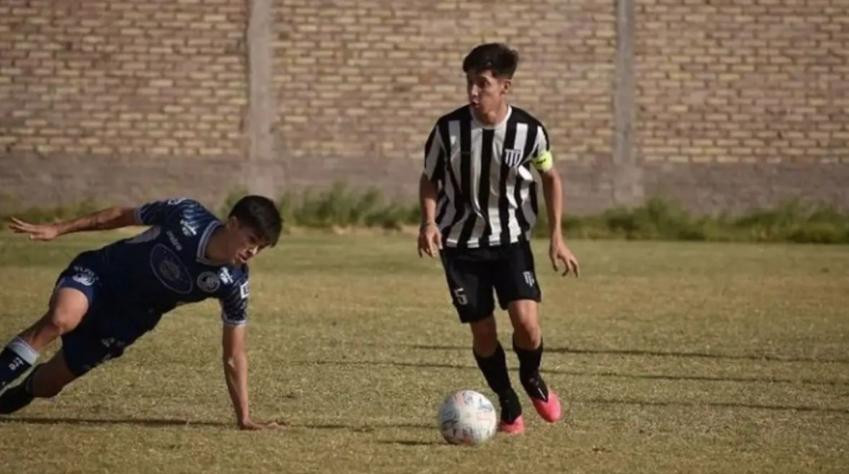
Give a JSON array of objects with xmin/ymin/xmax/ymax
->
[
  {"xmin": 0, "ymin": 0, "xmax": 246, "ymax": 159},
  {"xmin": 1, "ymin": 0, "xmax": 847, "ymax": 215},
  {"xmin": 636, "ymin": 0, "xmax": 848, "ymax": 165}
]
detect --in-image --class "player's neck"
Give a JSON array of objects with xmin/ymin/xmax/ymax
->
[
  {"xmin": 472, "ymin": 102, "xmax": 509, "ymax": 127},
  {"xmin": 204, "ymin": 226, "xmax": 230, "ymax": 265}
]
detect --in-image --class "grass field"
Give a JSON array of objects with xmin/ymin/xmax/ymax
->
[{"xmin": 0, "ymin": 230, "xmax": 848, "ymax": 473}]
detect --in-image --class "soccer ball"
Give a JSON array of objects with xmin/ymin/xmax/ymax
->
[{"xmin": 437, "ymin": 390, "xmax": 497, "ymax": 445}]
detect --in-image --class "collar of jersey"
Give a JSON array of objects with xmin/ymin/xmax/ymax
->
[
  {"xmin": 469, "ymin": 104, "xmax": 512, "ymax": 130},
  {"xmin": 195, "ymin": 220, "xmax": 223, "ymax": 266}
]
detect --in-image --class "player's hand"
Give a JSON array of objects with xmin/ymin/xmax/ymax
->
[
  {"xmin": 238, "ymin": 417, "xmax": 285, "ymax": 431},
  {"xmin": 417, "ymin": 222, "xmax": 443, "ymax": 258},
  {"xmin": 550, "ymin": 236, "xmax": 579, "ymax": 277},
  {"xmin": 8, "ymin": 217, "xmax": 61, "ymax": 241}
]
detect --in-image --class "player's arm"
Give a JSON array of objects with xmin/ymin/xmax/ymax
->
[
  {"xmin": 418, "ymin": 125, "xmax": 444, "ymax": 258},
  {"xmin": 418, "ymin": 173, "xmax": 443, "ymax": 258},
  {"xmin": 221, "ymin": 323, "xmax": 278, "ymax": 430},
  {"xmin": 539, "ymin": 161, "xmax": 580, "ymax": 277},
  {"xmin": 8, "ymin": 206, "xmax": 138, "ymax": 241}
]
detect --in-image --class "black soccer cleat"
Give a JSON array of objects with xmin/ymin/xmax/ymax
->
[
  {"xmin": 0, "ymin": 366, "xmax": 38, "ymax": 415},
  {"xmin": 0, "ymin": 382, "xmax": 34, "ymax": 415}
]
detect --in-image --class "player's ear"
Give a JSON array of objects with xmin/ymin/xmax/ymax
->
[
  {"xmin": 225, "ymin": 215, "xmax": 240, "ymax": 230},
  {"xmin": 501, "ymin": 78, "xmax": 512, "ymax": 95}
]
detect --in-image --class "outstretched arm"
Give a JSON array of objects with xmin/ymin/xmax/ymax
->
[
  {"xmin": 221, "ymin": 324, "xmax": 278, "ymax": 430},
  {"xmin": 8, "ymin": 206, "xmax": 138, "ymax": 241},
  {"xmin": 540, "ymin": 167, "xmax": 580, "ymax": 277}
]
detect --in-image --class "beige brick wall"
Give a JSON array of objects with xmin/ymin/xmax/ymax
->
[
  {"xmin": 1, "ymin": 0, "xmax": 848, "ymax": 213},
  {"xmin": 0, "ymin": 0, "xmax": 246, "ymax": 159},
  {"xmin": 272, "ymin": 0, "xmax": 615, "ymax": 165},
  {"xmin": 635, "ymin": 0, "xmax": 849, "ymax": 165}
]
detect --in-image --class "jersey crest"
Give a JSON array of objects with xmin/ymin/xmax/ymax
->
[{"xmin": 150, "ymin": 243, "xmax": 193, "ymax": 295}]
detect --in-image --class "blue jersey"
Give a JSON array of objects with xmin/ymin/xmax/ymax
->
[{"xmin": 93, "ymin": 198, "xmax": 250, "ymax": 326}]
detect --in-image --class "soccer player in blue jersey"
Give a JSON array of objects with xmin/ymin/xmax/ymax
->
[{"xmin": 0, "ymin": 195, "xmax": 282, "ymax": 430}]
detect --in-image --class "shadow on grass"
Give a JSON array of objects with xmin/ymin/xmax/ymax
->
[
  {"xmin": 289, "ymin": 421, "xmax": 432, "ymax": 432},
  {"xmin": 405, "ymin": 344, "xmax": 849, "ymax": 365},
  {"xmin": 0, "ymin": 416, "xmax": 228, "ymax": 428},
  {"xmin": 375, "ymin": 439, "xmax": 445, "ymax": 446},
  {"xmin": 299, "ymin": 359, "xmax": 849, "ymax": 387},
  {"xmin": 1, "ymin": 416, "xmax": 434, "ymax": 432},
  {"xmin": 300, "ymin": 359, "xmax": 849, "ymax": 416},
  {"xmin": 580, "ymin": 397, "xmax": 849, "ymax": 415}
]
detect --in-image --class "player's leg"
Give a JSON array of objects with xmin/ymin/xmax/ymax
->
[
  {"xmin": 0, "ymin": 288, "xmax": 89, "ymax": 392},
  {"xmin": 0, "ymin": 299, "xmax": 149, "ymax": 415},
  {"xmin": 496, "ymin": 241, "xmax": 562, "ymax": 423},
  {"xmin": 441, "ymin": 247, "xmax": 524, "ymax": 433},
  {"xmin": 0, "ymin": 349, "xmax": 77, "ymax": 414},
  {"xmin": 507, "ymin": 299, "xmax": 561, "ymax": 422},
  {"xmin": 469, "ymin": 316, "xmax": 524, "ymax": 433}
]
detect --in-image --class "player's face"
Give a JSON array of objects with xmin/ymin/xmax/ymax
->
[
  {"xmin": 224, "ymin": 218, "xmax": 269, "ymax": 265},
  {"xmin": 466, "ymin": 70, "xmax": 510, "ymax": 123}
]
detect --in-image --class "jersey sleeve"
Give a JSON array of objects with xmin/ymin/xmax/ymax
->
[
  {"xmin": 530, "ymin": 124, "xmax": 554, "ymax": 172},
  {"xmin": 423, "ymin": 125, "xmax": 445, "ymax": 183},
  {"xmin": 219, "ymin": 273, "xmax": 249, "ymax": 326},
  {"xmin": 135, "ymin": 197, "xmax": 195, "ymax": 226}
]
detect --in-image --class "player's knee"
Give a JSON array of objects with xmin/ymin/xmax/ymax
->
[
  {"xmin": 513, "ymin": 322, "xmax": 542, "ymax": 348},
  {"xmin": 44, "ymin": 308, "xmax": 81, "ymax": 335}
]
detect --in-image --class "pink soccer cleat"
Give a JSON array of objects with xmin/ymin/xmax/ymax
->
[
  {"xmin": 530, "ymin": 389, "xmax": 562, "ymax": 423},
  {"xmin": 497, "ymin": 414, "xmax": 525, "ymax": 435}
]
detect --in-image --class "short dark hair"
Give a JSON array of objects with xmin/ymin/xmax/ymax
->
[
  {"xmin": 228, "ymin": 195, "xmax": 283, "ymax": 247},
  {"xmin": 462, "ymin": 43, "xmax": 519, "ymax": 78}
]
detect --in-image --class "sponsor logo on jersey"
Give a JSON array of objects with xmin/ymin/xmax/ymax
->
[
  {"xmin": 70, "ymin": 266, "xmax": 98, "ymax": 286},
  {"xmin": 166, "ymin": 230, "xmax": 182, "ymax": 251},
  {"xmin": 197, "ymin": 271, "xmax": 221, "ymax": 293},
  {"xmin": 180, "ymin": 219, "xmax": 197, "ymax": 237},
  {"xmin": 150, "ymin": 244, "xmax": 193, "ymax": 294},
  {"xmin": 219, "ymin": 268, "xmax": 234, "ymax": 285},
  {"xmin": 239, "ymin": 281, "xmax": 250, "ymax": 299},
  {"xmin": 504, "ymin": 148, "xmax": 524, "ymax": 167}
]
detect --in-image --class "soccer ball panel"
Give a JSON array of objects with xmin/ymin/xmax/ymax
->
[{"xmin": 437, "ymin": 390, "xmax": 497, "ymax": 445}]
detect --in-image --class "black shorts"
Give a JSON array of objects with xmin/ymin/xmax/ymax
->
[
  {"xmin": 440, "ymin": 241, "xmax": 541, "ymax": 323},
  {"xmin": 55, "ymin": 252, "xmax": 162, "ymax": 376}
]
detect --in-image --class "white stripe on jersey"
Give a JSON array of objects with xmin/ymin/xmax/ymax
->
[
  {"xmin": 445, "ymin": 119, "xmax": 467, "ymax": 246},
  {"xmin": 485, "ymin": 127, "xmax": 504, "ymax": 245},
  {"xmin": 468, "ymin": 127, "xmax": 487, "ymax": 247},
  {"xmin": 506, "ymin": 122, "xmax": 528, "ymax": 243}
]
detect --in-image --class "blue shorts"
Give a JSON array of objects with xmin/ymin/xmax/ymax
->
[{"xmin": 55, "ymin": 252, "xmax": 162, "ymax": 376}]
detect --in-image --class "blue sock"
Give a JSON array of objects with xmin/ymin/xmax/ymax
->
[{"xmin": 0, "ymin": 338, "xmax": 39, "ymax": 392}]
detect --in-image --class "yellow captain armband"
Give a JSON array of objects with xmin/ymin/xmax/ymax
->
[{"xmin": 531, "ymin": 150, "xmax": 554, "ymax": 172}]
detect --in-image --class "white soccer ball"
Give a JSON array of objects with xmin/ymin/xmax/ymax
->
[{"xmin": 437, "ymin": 389, "xmax": 497, "ymax": 445}]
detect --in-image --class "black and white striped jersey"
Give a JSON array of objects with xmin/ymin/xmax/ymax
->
[{"xmin": 423, "ymin": 105, "xmax": 554, "ymax": 249}]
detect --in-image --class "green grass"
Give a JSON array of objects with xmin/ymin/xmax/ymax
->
[{"xmin": 0, "ymin": 231, "xmax": 847, "ymax": 472}]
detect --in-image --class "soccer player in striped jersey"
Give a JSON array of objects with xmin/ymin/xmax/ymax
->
[
  {"xmin": 418, "ymin": 43, "xmax": 580, "ymax": 434},
  {"xmin": 0, "ymin": 195, "xmax": 282, "ymax": 430}
]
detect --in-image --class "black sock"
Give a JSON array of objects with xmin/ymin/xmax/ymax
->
[
  {"xmin": 474, "ymin": 343, "xmax": 522, "ymax": 422},
  {"xmin": 514, "ymin": 339, "xmax": 549, "ymax": 401},
  {"xmin": 0, "ymin": 365, "xmax": 38, "ymax": 415},
  {"xmin": 0, "ymin": 338, "xmax": 39, "ymax": 392}
]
